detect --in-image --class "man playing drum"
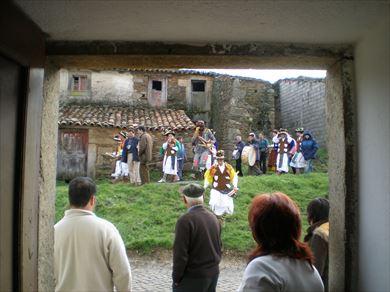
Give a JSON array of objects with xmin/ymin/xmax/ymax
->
[
  {"xmin": 290, "ymin": 127, "xmax": 306, "ymax": 174},
  {"xmin": 245, "ymin": 133, "xmax": 262, "ymax": 176},
  {"xmin": 191, "ymin": 120, "xmax": 216, "ymax": 178},
  {"xmin": 204, "ymin": 150, "xmax": 238, "ymax": 218}
]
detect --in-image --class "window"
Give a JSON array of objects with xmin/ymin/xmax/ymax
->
[
  {"xmin": 152, "ymin": 80, "xmax": 162, "ymax": 91},
  {"xmin": 191, "ymin": 80, "xmax": 206, "ymax": 92},
  {"xmin": 72, "ymin": 75, "xmax": 88, "ymax": 91}
]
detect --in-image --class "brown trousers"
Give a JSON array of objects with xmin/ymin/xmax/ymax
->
[{"xmin": 140, "ymin": 163, "xmax": 150, "ymax": 184}]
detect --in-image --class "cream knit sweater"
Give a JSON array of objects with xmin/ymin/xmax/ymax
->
[{"xmin": 54, "ymin": 209, "xmax": 132, "ymax": 292}]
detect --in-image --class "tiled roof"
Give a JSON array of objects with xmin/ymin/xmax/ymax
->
[
  {"xmin": 58, "ymin": 104, "xmax": 195, "ymax": 131},
  {"xmin": 111, "ymin": 68, "xmax": 272, "ymax": 83}
]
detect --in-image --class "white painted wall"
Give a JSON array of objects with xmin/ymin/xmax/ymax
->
[
  {"xmin": 91, "ymin": 71, "xmax": 135, "ymax": 102},
  {"xmin": 355, "ymin": 18, "xmax": 390, "ymax": 291}
]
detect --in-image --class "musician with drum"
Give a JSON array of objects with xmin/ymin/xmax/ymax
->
[
  {"xmin": 244, "ymin": 133, "xmax": 262, "ymax": 176},
  {"xmin": 191, "ymin": 120, "xmax": 216, "ymax": 177}
]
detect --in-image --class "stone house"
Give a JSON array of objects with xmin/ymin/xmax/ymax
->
[
  {"xmin": 57, "ymin": 69, "xmax": 276, "ymax": 178},
  {"xmin": 57, "ymin": 104, "xmax": 195, "ymax": 180}
]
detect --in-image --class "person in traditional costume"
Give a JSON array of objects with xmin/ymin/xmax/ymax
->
[
  {"xmin": 290, "ymin": 127, "xmax": 306, "ymax": 174},
  {"xmin": 273, "ymin": 129, "xmax": 294, "ymax": 175},
  {"xmin": 111, "ymin": 133, "xmax": 128, "ymax": 182},
  {"xmin": 267, "ymin": 129, "xmax": 279, "ymax": 172},
  {"xmin": 204, "ymin": 150, "xmax": 238, "ymax": 217},
  {"xmin": 191, "ymin": 120, "xmax": 216, "ymax": 178},
  {"xmin": 158, "ymin": 130, "xmax": 180, "ymax": 182},
  {"xmin": 300, "ymin": 131, "xmax": 319, "ymax": 173}
]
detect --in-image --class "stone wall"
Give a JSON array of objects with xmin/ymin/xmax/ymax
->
[
  {"xmin": 275, "ymin": 77, "xmax": 326, "ymax": 146},
  {"xmin": 211, "ymin": 76, "xmax": 276, "ymax": 160}
]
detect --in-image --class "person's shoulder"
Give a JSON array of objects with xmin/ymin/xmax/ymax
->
[
  {"xmin": 176, "ymin": 211, "xmax": 193, "ymax": 228},
  {"xmin": 244, "ymin": 256, "xmax": 283, "ymax": 285},
  {"xmin": 313, "ymin": 222, "xmax": 329, "ymax": 241},
  {"xmin": 92, "ymin": 215, "xmax": 120, "ymax": 234},
  {"xmin": 248, "ymin": 255, "xmax": 292, "ymax": 272}
]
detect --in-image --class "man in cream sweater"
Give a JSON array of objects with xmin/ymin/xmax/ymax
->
[{"xmin": 54, "ymin": 177, "xmax": 132, "ymax": 292}]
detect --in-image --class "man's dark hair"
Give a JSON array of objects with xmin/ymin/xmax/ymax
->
[
  {"xmin": 137, "ymin": 125, "xmax": 146, "ymax": 132},
  {"xmin": 68, "ymin": 177, "xmax": 97, "ymax": 208},
  {"xmin": 307, "ymin": 198, "xmax": 329, "ymax": 223}
]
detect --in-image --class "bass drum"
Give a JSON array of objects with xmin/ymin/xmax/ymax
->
[{"xmin": 241, "ymin": 146, "xmax": 257, "ymax": 166}]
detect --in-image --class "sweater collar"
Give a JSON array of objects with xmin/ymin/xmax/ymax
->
[
  {"xmin": 187, "ymin": 204, "xmax": 203, "ymax": 212},
  {"xmin": 64, "ymin": 208, "xmax": 95, "ymax": 218}
]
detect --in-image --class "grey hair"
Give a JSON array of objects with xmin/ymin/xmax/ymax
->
[{"xmin": 184, "ymin": 195, "xmax": 204, "ymax": 206}]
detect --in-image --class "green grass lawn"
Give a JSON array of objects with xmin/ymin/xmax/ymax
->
[{"xmin": 56, "ymin": 172, "xmax": 328, "ymax": 255}]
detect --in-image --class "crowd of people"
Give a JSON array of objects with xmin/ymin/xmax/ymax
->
[
  {"xmin": 107, "ymin": 122, "xmax": 320, "ymax": 223},
  {"xmin": 234, "ymin": 127, "xmax": 319, "ymax": 176},
  {"xmin": 108, "ymin": 125, "xmax": 153, "ymax": 185},
  {"xmin": 109, "ymin": 121, "xmax": 319, "ymax": 186},
  {"xmin": 55, "ymin": 178, "xmax": 329, "ymax": 292}
]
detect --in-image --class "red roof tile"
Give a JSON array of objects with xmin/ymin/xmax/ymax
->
[{"xmin": 58, "ymin": 104, "xmax": 195, "ymax": 131}]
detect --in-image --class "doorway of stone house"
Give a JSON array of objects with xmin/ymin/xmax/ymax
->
[{"xmin": 53, "ymin": 66, "xmax": 330, "ymax": 292}]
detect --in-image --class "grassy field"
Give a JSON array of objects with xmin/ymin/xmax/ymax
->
[{"xmin": 56, "ymin": 172, "xmax": 328, "ymax": 255}]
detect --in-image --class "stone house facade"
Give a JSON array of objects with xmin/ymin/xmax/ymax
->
[{"xmin": 57, "ymin": 69, "xmax": 277, "ymax": 178}]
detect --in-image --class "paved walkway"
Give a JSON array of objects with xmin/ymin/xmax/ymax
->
[{"xmin": 130, "ymin": 253, "xmax": 246, "ymax": 292}]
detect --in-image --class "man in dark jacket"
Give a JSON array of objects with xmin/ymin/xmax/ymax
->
[
  {"xmin": 300, "ymin": 131, "xmax": 319, "ymax": 173},
  {"xmin": 172, "ymin": 184, "xmax": 222, "ymax": 292},
  {"xmin": 124, "ymin": 128, "xmax": 141, "ymax": 185},
  {"xmin": 304, "ymin": 197, "xmax": 329, "ymax": 291},
  {"xmin": 234, "ymin": 135, "xmax": 245, "ymax": 177},
  {"xmin": 257, "ymin": 132, "xmax": 269, "ymax": 174},
  {"xmin": 246, "ymin": 133, "xmax": 262, "ymax": 176}
]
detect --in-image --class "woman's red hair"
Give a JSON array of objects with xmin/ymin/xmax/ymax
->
[{"xmin": 248, "ymin": 192, "xmax": 314, "ymax": 265}]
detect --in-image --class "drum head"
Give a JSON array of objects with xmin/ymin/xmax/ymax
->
[
  {"xmin": 248, "ymin": 147, "xmax": 257, "ymax": 166},
  {"xmin": 241, "ymin": 146, "xmax": 250, "ymax": 164}
]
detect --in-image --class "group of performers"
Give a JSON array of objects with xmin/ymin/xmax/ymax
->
[
  {"xmin": 266, "ymin": 127, "xmax": 319, "ymax": 175},
  {"xmin": 108, "ymin": 122, "xmax": 318, "ymax": 218}
]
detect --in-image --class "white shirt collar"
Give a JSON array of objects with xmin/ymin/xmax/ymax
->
[{"xmin": 218, "ymin": 163, "xmax": 225, "ymax": 173}]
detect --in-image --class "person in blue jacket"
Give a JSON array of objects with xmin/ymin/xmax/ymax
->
[{"xmin": 300, "ymin": 131, "xmax": 319, "ymax": 173}]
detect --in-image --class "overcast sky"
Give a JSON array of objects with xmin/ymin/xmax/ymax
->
[{"xmin": 186, "ymin": 69, "xmax": 327, "ymax": 83}]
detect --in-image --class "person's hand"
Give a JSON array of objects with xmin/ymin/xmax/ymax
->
[{"xmin": 233, "ymin": 187, "xmax": 239, "ymax": 193}]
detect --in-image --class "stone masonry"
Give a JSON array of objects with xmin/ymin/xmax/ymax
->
[
  {"xmin": 212, "ymin": 76, "xmax": 275, "ymax": 159},
  {"xmin": 275, "ymin": 77, "xmax": 326, "ymax": 146}
]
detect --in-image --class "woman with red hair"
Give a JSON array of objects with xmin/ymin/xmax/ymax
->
[{"xmin": 238, "ymin": 192, "xmax": 324, "ymax": 292}]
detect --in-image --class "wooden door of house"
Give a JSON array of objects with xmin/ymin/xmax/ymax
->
[{"xmin": 57, "ymin": 129, "xmax": 88, "ymax": 180}]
